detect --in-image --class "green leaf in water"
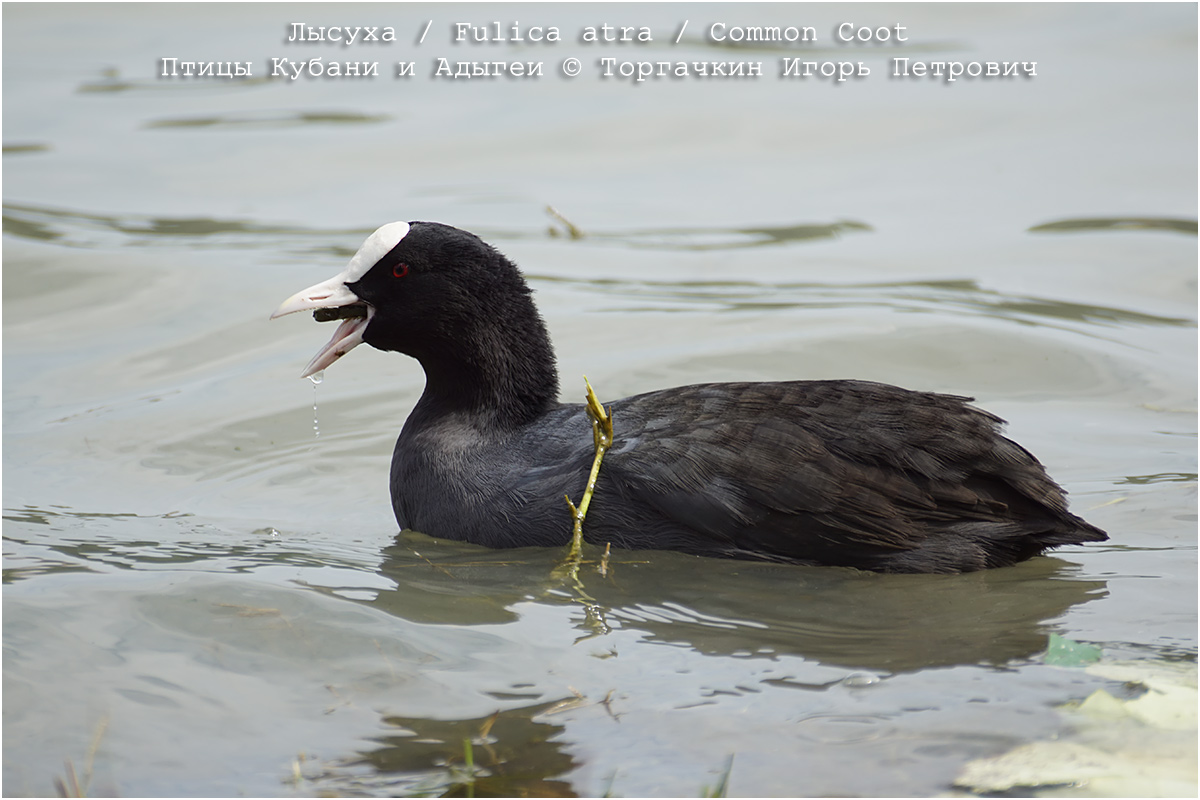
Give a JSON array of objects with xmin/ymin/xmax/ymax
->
[{"xmin": 1044, "ymin": 632, "xmax": 1103, "ymax": 667}]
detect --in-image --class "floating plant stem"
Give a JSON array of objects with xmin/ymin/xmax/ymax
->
[
  {"xmin": 545, "ymin": 204, "xmax": 584, "ymax": 239},
  {"xmin": 564, "ymin": 376, "xmax": 613, "ymax": 562}
]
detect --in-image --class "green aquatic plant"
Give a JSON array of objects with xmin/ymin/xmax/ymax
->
[
  {"xmin": 1044, "ymin": 632, "xmax": 1103, "ymax": 667},
  {"xmin": 564, "ymin": 377, "xmax": 613, "ymax": 563},
  {"xmin": 701, "ymin": 754, "xmax": 736, "ymax": 798}
]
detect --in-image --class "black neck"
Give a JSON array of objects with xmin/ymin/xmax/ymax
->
[{"xmin": 408, "ymin": 302, "xmax": 560, "ymax": 430}]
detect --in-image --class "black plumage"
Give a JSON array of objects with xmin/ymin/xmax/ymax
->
[{"xmin": 274, "ymin": 221, "xmax": 1107, "ymax": 573}]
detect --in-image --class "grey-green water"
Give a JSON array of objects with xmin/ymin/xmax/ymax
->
[{"xmin": 4, "ymin": 3, "xmax": 1195, "ymax": 797}]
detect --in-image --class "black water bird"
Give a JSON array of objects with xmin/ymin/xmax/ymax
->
[{"xmin": 272, "ymin": 221, "xmax": 1107, "ymax": 573}]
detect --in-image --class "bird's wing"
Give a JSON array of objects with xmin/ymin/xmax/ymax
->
[{"xmin": 594, "ymin": 380, "xmax": 1075, "ymax": 564}]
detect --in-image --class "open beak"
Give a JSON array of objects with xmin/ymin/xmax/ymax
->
[{"xmin": 272, "ymin": 273, "xmax": 373, "ymax": 378}]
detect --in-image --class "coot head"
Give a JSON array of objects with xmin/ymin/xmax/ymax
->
[{"xmin": 272, "ymin": 221, "xmax": 559, "ymax": 426}]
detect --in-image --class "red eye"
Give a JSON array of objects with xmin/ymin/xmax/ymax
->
[{"xmin": 392, "ymin": 263, "xmax": 409, "ymax": 278}]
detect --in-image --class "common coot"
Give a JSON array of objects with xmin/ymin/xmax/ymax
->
[{"xmin": 272, "ymin": 221, "xmax": 1107, "ymax": 573}]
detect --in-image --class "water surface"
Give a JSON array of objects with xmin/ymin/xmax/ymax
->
[{"xmin": 4, "ymin": 3, "xmax": 1196, "ymax": 797}]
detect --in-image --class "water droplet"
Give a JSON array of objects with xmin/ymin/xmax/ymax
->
[
  {"xmin": 310, "ymin": 374, "xmax": 322, "ymax": 438},
  {"xmin": 796, "ymin": 713, "xmax": 890, "ymax": 744},
  {"xmin": 842, "ymin": 672, "xmax": 881, "ymax": 688}
]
